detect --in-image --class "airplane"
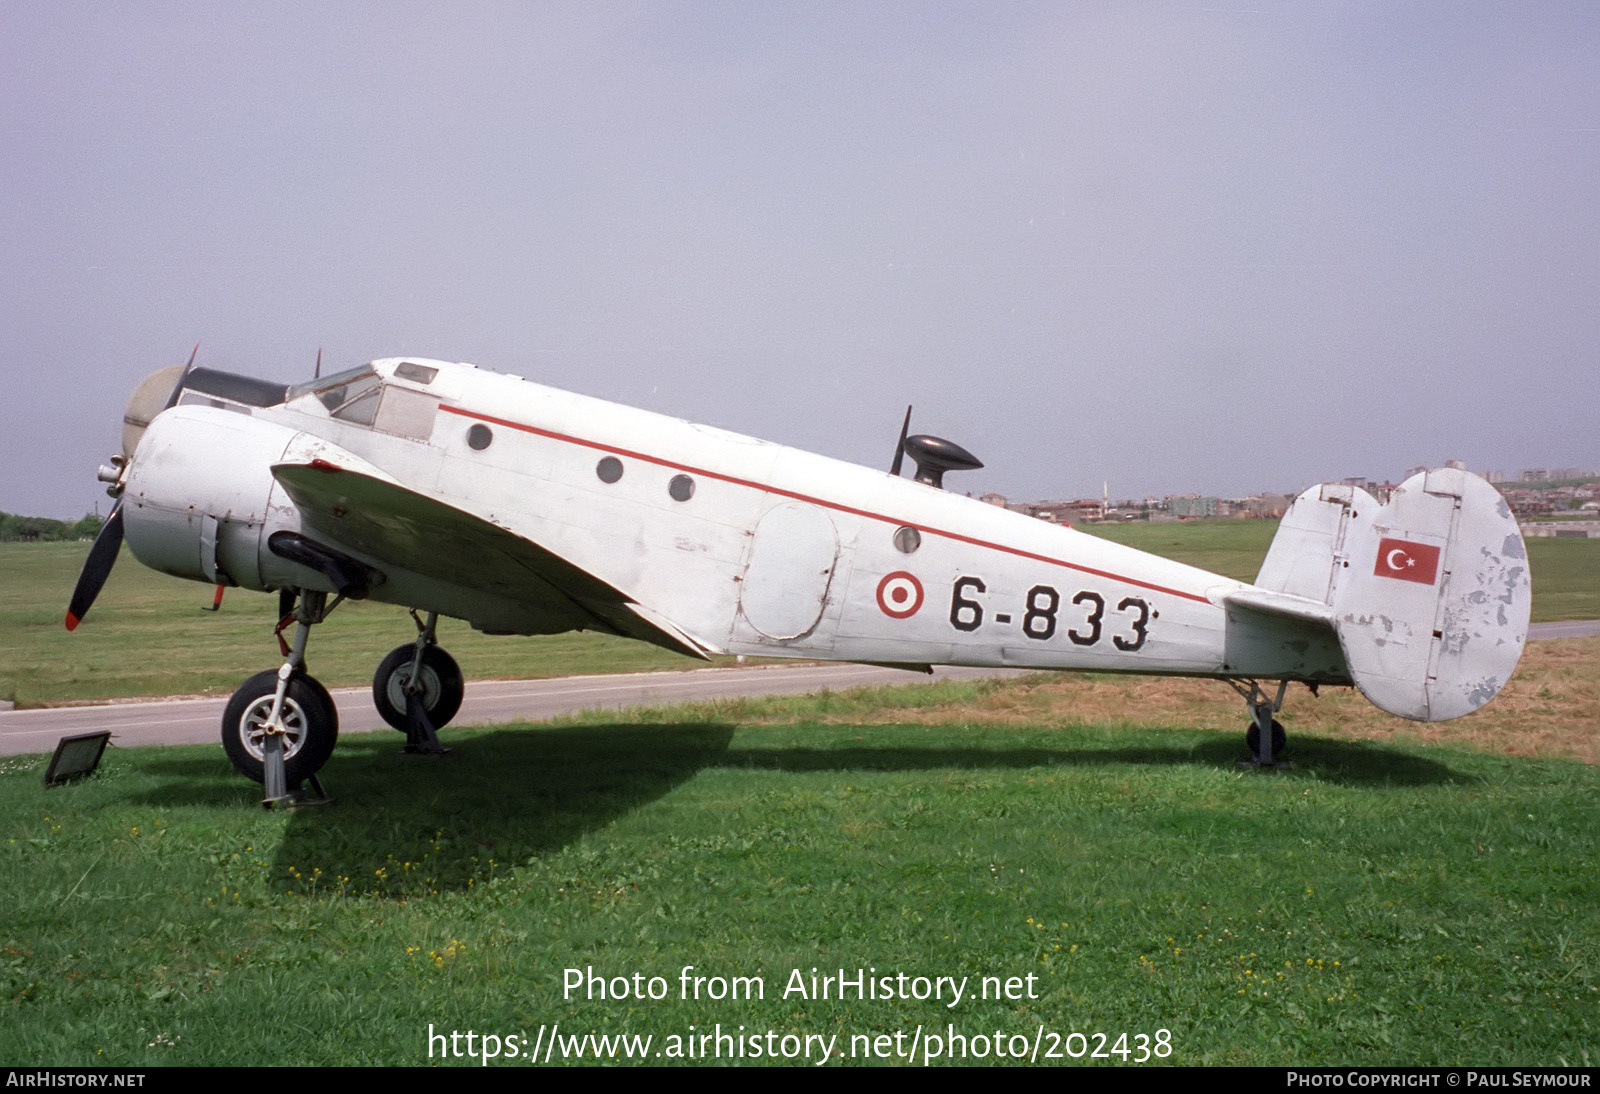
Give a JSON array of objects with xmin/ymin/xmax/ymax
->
[{"xmin": 67, "ymin": 353, "xmax": 1531, "ymax": 800}]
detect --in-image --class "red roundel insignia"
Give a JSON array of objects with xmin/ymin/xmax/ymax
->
[{"xmin": 876, "ymin": 571, "xmax": 924, "ymax": 619}]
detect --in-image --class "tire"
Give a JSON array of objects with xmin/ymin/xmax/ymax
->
[
  {"xmin": 372, "ymin": 644, "xmax": 464, "ymax": 732},
  {"xmin": 221, "ymin": 670, "xmax": 339, "ymax": 784},
  {"xmin": 1246, "ymin": 718, "xmax": 1287, "ymax": 760}
]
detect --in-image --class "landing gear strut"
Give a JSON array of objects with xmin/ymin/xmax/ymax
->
[
  {"xmin": 1229, "ymin": 679, "xmax": 1290, "ymax": 770},
  {"xmin": 221, "ymin": 588, "xmax": 340, "ymax": 805},
  {"xmin": 372, "ymin": 610, "xmax": 462, "ymax": 756}
]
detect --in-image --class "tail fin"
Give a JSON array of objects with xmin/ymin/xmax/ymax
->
[{"xmin": 1255, "ymin": 469, "xmax": 1530, "ymax": 721}]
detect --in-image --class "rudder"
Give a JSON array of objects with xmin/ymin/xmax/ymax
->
[{"xmin": 1332, "ymin": 468, "xmax": 1530, "ymax": 721}]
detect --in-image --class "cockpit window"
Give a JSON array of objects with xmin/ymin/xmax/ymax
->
[
  {"xmin": 317, "ymin": 372, "xmax": 381, "ymax": 415},
  {"xmin": 286, "ymin": 366, "xmax": 383, "ymax": 415},
  {"xmin": 332, "ymin": 385, "xmax": 382, "ymax": 425},
  {"xmin": 284, "ymin": 363, "xmax": 437, "ymax": 440}
]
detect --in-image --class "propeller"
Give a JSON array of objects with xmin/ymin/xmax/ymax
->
[
  {"xmin": 65, "ymin": 349, "xmax": 196, "ymax": 630},
  {"xmin": 65, "ymin": 504, "xmax": 125, "ymax": 631}
]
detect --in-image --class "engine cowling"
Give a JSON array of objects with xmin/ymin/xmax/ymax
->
[{"xmin": 121, "ymin": 405, "xmax": 303, "ymax": 592}]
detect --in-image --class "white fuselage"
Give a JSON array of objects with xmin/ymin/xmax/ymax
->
[{"xmin": 123, "ymin": 358, "xmax": 1351, "ymax": 685}]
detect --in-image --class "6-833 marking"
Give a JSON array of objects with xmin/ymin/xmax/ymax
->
[{"xmin": 949, "ymin": 576, "xmax": 1152, "ymax": 650}]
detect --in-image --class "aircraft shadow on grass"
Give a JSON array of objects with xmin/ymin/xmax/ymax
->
[
  {"xmin": 133, "ymin": 721, "xmax": 1466, "ymax": 897},
  {"xmin": 712, "ymin": 732, "xmax": 1466, "ymax": 789}
]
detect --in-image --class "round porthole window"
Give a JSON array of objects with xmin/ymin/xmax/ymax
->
[
  {"xmin": 893, "ymin": 526, "xmax": 921, "ymax": 554},
  {"xmin": 596, "ymin": 456, "xmax": 623, "ymax": 483},
  {"xmin": 466, "ymin": 424, "xmax": 493, "ymax": 451},
  {"xmin": 668, "ymin": 474, "xmax": 695, "ymax": 502}
]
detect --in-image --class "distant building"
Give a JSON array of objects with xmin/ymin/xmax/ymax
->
[
  {"xmin": 1230, "ymin": 494, "xmax": 1292, "ymax": 519},
  {"xmin": 1023, "ymin": 499, "xmax": 1104, "ymax": 525},
  {"xmin": 1165, "ymin": 495, "xmax": 1219, "ymax": 519}
]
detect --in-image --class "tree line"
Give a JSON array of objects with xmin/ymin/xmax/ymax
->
[{"xmin": 0, "ymin": 511, "xmax": 104, "ymax": 542}]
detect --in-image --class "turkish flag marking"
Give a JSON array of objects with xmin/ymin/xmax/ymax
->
[{"xmin": 1373, "ymin": 537, "xmax": 1441, "ymax": 585}]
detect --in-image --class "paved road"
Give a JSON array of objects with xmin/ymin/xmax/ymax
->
[
  {"xmin": 1526, "ymin": 619, "xmax": 1600, "ymax": 640},
  {"xmin": 3, "ymin": 620, "xmax": 1592, "ymax": 758},
  {"xmin": 0, "ymin": 663, "xmax": 1025, "ymax": 758}
]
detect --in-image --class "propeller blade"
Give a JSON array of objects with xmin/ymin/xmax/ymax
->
[
  {"xmin": 889, "ymin": 405, "xmax": 913, "ymax": 477},
  {"xmin": 65, "ymin": 502, "xmax": 125, "ymax": 631},
  {"xmin": 163, "ymin": 344, "xmax": 198, "ymax": 411}
]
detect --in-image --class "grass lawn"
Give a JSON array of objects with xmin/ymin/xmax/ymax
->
[
  {"xmin": 1, "ymin": 666, "xmax": 1595, "ymax": 1066},
  {"xmin": 2, "ymin": 529, "xmax": 1595, "ymax": 1067}
]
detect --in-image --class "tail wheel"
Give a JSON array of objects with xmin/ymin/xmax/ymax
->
[
  {"xmin": 221, "ymin": 670, "xmax": 339, "ymax": 784},
  {"xmin": 373, "ymin": 644, "xmax": 464, "ymax": 731}
]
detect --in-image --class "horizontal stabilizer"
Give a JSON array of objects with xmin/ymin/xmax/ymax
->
[{"xmin": 1222, "ymin": 587, "xmax": 1335, "ymax": 626}]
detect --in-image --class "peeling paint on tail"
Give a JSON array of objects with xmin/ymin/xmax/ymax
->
[{"xmin": 1333, "ymin": 468, "xmax": 1531, "ymax": 721}]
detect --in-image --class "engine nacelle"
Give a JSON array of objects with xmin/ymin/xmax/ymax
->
[{"xmin": 121, "ymin": 405, "xmax": 303, "ymax": 592}]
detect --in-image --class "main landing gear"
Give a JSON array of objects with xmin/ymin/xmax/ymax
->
[
  {"xmin": 1228, "ymin": 679, "xmax": 1290, "ymax": 770},
  {"xmin": 222, "ymin": 588, "xmax": 340, "ymax": 806},
  {"xmin": 220, "ymin": 595, "xmax": 466, "ymax": 805},
  {"xmin": 372, "ymin": 610, "xmax": 463, "ymax": 757}
]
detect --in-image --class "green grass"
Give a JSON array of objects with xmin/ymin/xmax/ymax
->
[
  {"xmin": 1, "ymin": 680, "xmax": 1595, "ymax": 1066},
  {"xmin": 4, "ymin": 523, "xmax": 1595, "ymax": 706},
  {"xmin": 1078, "ymin": 519, "xmax": 1277, "ymax": 583},
  {"xmin": 1514, "ymin": 537, "xmax": 1600, "ymax": 623}
]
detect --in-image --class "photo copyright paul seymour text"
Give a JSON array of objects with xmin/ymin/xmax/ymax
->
[{"xmin": 1289, "ymin": 1076, "xmax": 1591, "ymax": 1089}]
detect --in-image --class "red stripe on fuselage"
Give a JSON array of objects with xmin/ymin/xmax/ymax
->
[{"xmin": 440, "ymin": 404, "xmax": 1212, "ymax": 604}]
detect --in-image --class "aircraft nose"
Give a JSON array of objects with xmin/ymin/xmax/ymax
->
[{"xmin": 64, "ymin": 348, "xmax": 196, "ymax": 630}]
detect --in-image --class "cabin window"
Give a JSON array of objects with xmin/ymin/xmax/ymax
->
[
  {"xmin": 467, "ymin": 424, "xmax": 493, "ymax": 450},
  {"xmin": 596, "ymin": 457, "xmax": 623, "ymax": 483},
  {"xmin": 668, "ymin": 474, "xmax": 695, "ymax": 501},
  {"xmin": 893, "ymin": 526, "xmax": 921, "ymax": 554}
]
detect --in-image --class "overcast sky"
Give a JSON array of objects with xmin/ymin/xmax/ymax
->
[{"xmin": 4, "ymin": 1, "xmax": 1596, "ymax": 518}]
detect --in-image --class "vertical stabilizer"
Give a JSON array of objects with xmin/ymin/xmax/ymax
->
[
  {"xmin": 1255, "ymin": 482, "xmax": 1376, "ymax": 605},
  {"xmin": 1331, "ymin": 469, "xmax": 1529, "ymax": 721}
]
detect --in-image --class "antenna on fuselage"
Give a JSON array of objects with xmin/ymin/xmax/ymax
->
[
  {"xmin": 887, "ymin": 404, "xmax": 984, "ymax": 490},
  {"xmin": 889, "ymin": 405, "xmax": 913, "ymax": 476}
]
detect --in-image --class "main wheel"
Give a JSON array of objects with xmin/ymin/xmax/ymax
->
[
  {"xmin": 221, "ymin": 670, "xmax": 339, "ymax": 784},
  {"xmin": 1246, "ymin": 718, "xmax": 1287, "ymax": 760},
  {"xmin": 372, "ymin": 644, "xmax": 464, "ymax": 732}
]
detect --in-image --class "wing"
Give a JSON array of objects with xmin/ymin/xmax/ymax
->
[{"xmin": 271, "ymin": 458, "xmax": 712, "ymax": 660}]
